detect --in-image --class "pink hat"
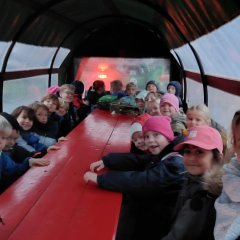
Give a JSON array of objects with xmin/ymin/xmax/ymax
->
[
  {"xmin": 160, "ymin": 93, "xmax": 179, "ymax": 113},
  {"xmin": 174, "ymin": 125, "xmax": 223, "ymax": 153},
  {"xmin": 47, "ymin": 85, "xmax": 60, "ymax": 95},
  {"xmin": 130, "ymin": 113, "xmax": 151, "ymax": 136},
  {"xmin": 142, "ymin": 116, "xmax": 174, "ymax": 141}
]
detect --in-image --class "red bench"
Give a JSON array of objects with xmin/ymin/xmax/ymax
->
[{"xmin": 0, "ymin": 109, "xmax": 134, "ymax": 240}]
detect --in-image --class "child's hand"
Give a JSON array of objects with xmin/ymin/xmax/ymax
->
[
  {"xmin": 58, "ymin": 136, "xmax": 68, "ymax": 142},
  {"xmin": 29, "ymin": 158, "xmax": 50, "ymax": 167},
  {"xmin": 90, "ymin": 160, "xmax": 105, "ymax": 172},
  {"xmin": 47, "ymin": 145, "xmax": 60, "ymax": 152},
  {"xmin": 83, "ymin": 171, "xmax": 97, "ymax": 184}
]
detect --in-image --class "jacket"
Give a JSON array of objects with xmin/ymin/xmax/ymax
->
[
  {"xmin": 0, "ymin": 152, "xmax": 30, "ymax": 192},
  {"xmin": 162, "ymin": 165, "xmax": 223, "ymax": 240},
  {"xmin": 214, "ymin": 156, "xmax": 240, "ymax": 240}
]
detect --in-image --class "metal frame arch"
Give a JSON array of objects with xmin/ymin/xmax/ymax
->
[{"xmin": 136, "ymin": 0, "xmax": 208, "ymax": 105}]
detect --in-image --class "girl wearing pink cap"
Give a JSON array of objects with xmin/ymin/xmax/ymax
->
[
  {"xmin": 214, "ymin": 110, "xmax": 240, "ymax": 240},
  {"xmin": 160, "ymin": 93, "xmax": 187, "ymax": 136},
  {"xmin": 162, "ymin": 125, "xmax": 223, "ymax": 240},
  {"xmin": 84, "ymin": 116, "xmax": 185, "ymax": 239}
]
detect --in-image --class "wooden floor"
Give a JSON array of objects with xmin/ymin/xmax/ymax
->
[{"xmin": 0, "ymin": 109, "xmax": 134, "ymax": 240}]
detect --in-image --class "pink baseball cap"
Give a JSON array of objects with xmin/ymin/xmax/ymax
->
[
  {"xmin": 160, "ymin": 93, "xmax": 179, "ymax": 113},
  {"xmin": 174, "ymin": 125, "xmax": 223, "ymax": 153}
]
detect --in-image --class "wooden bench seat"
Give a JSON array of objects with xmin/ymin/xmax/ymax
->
[{"xmin": 0, "ymin": 109, "xmax": 134, "ymax": 240}]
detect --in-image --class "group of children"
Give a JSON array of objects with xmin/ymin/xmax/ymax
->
[
  {"xmin": 0, "ymin": 82, "xmax": 89, "ymax": 192},
  {"xmin": 1, "ymin": 78, "xmax": 239, "ymax": 239},
  {"xmin": 83, "ymin": 80, "xmax": 240, "ymax": 239}
]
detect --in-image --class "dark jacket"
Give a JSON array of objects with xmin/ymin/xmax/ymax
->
[
  {"xmin": 162, "ymin": 166, "xmax": 223, "ymax": 240},
  {"xmin": 0, "ymin": 152, "xmax": 30, "ymax": 193},
  {"xmin": 98, "ymin": 142, "xmax": 185, "ymax": 195},
  {"xmin": 4, "ymin": 145, "xmax": 33, "ymax": 163},
  {"xmin": 97, "ymin": 139, "xmax": 186, "ymax": 240}
]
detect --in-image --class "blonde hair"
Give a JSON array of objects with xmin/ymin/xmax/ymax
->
[
  {"xmin": 59, "ymin": 84, "xmax": 75, "ymax": 94},
  {"xmin": 126, "ymin": 82, "xmax": 137, "ymax": 91},
  {"xmin": 187, "ymin": 104, "xmax": 211, "ymax": 125},
  {"xmin": 58, "ymin": 98, "xmax": 69, "ymax": 111},
  {"xmin": 0, "ymin": 115, "xmax": 12, "ymax": 136},
  {"xmin": 145, "ymin": 92, "xmax": 162, "ymax": 102}
]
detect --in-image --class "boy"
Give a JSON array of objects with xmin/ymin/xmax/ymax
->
[
  {"xmin": 0, "ymin": 114, "xmax": 49, "ymax": 193},
  {"xmin": 84, "ymin": 116, "xmax": 185, "ymax": 239}
]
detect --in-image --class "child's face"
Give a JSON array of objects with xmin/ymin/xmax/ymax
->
[
  {"xmin": 60, "ymin": 90, "xmax": 74, "ymax": 103},
  {"xmin": 144, "ymin": 131, "xmax": 169, "ymax": 155},
  {"xmin": 135, "ymin": 99, "xmax": 145, "ymax": 109},
  {"xmin": 57, "ymin": 106, "xmax": 68, "ymax": 116},
  {"xmin": 147, "ymin": 102, "xmax": 161, "ymax": 116},
  {"xmin": 167, "ymin": 86, "xmax": 176, "ymax": 95},
  {"xmin": 4, "ymin": 129, "xmax": 19, "ymax": 150},
  {"xmin": 36, "ymin": 107, "xmax": 48, "ymax": 124},
  {"xmin": 16, "ymin": 110, "xmax": 33, "ymax": 131},
  {"xmin": 0, "ymin": 131, "xmax": 9, "ymax": 151},
  {"xmin": 183, "ymin": 145, "xmax": 214, "ymax": 175},
  {"xmin": 132, "ymin": 131, "xmax": 148, "ymax": 151},
  {"xmin": 127, "ymin": 87, "xmax": 136, "ymax": 96},
  {"xmin": 160, "ymin": 102, "xmax": 176, "ymax": 117},
  {"xmin": 147, "ymin": 84, "xmax": 157, "ymax": 93},
  {"xmin": 145, "ymin": 93, "xmax": 156, "ymax": 102},
  {"xmin": 186, "ymin": 110, "xmax": 209, "ymax": 129},
  {"xmin": 43, "ymin": 99, "xmax": 58, "ymax": 112}
]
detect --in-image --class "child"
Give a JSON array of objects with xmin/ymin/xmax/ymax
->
[
  {"xmin": 120, "ymin": 82, "xmax": 137, "ymax": 107},
  {"xmin": 56, "ymin": 98, "xmax": 71, "ymax": 137},
  {"xmin": 84, "ymin": 116, "xmax": 185, "ymax": 239},
  {"xmin": 12, "ymin": 106, "xmax": 59, "ymax": 154},
  {"xmin": 41, "ymin": 93, "xmax": 60, "ymax": 114},
  {"xmin": 1, "ymin": 112, "xmax": 35, "ymax": 161},
  {"xmin": 160, "ymin": 93, "xmax": 186, "ymax": 135},
  {"xmin": 186, "ymin": 103, "xmax": 211, "ymax": 129},
  {"xmin": 130, "ymin": 113, "xmax": 151, "ymax": 154},
  {"xmin": 59, "ymin": 84, "xmax": 77, "ymax": 132},
  {"xmin": 110, "ymin": 79, "xmax": 126, "ymax": 99},
  {"xmin": 86, "ymin": 80, "xmax": 106, "ymax": 106},
  {"xmin": 214, "ymin": 110, "xmax": 240, "ymax": 240},
  {"xmin": 145, "ymin": 91, "xmax": 162, "ymax": 102},
  {"xmin": 186, "ymin": 104, "xmax": 228, "ymax": 154},
  {"xmin": 167, "ymin": 80, "xmax": 182, "ymax": 106},
  {"xmin": 30, "ymin": 102, "xmax": 58, "ymax": 147},
  {"xmin": 146, "ymin": 98, "xmax": 161, "ymax": 116},
  {"xmin": 71, "ymin": 80, "xmax": 89, "ymax": 122},
  {"xmin": 145, "ymin": 80, "xmax": 159, "ymax": 93},
  {"xmin": 0, "ymin": 115, "xmax": 49, "ymax": 193},
  {"xmin": 162, "ymin": 125, "xmax": 223, "ymax": 240},
  {"xmin": 135, "ymin": 90, "xmax": 148, "ymax": 114}
]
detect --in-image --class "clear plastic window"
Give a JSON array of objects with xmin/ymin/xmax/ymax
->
[
  {"xmin": 208, "ymin": 86, "xmax": 240, "ymax": 131},
  {"xmin": 7, "ymin": 42, "xmax": 57, "ymax": 71},
  {"xmin": 0, "ymin": 41, "xmax": 12, "ymax": 69},
  {"xmin": 185, "ymin": 78, "xmax": 204, "ymax": 106},
  {"xmin": 3, "ymin": 76, "xmax": 48, "ymax": 113},
  {"xmin": 53, "ymin": 48, "xmax": 70, "ymax": 68},
  {"xmin": 191, "ymin": 16, "xmax": 240, "ymax": 79}
]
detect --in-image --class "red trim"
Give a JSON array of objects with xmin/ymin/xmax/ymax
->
[
  {"xmin": 185, "ymin": 70, "xmax": 240, "ymax": 96},
  {"xmin": 2, "ymin": 68, "xmax": 59, "ymax": 80}
]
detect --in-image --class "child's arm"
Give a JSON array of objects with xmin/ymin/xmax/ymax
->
[
  {"xmin": 90, "ymin": 160, "xmax": 105, "ymax": 172},
  {"xmin": 83, "ymin": 172, "xmax": 97, "ymax": 184},
  {"xmin": 47, "ymin": 145, "xmax": 60, "ymax": 151},
  {"xmin": 58, "ymin": 136, "xmax": 68, "ymax": 142},
  {"xmin": 28, "ymin": 158, "xmax": 50, "ymax": 167}
]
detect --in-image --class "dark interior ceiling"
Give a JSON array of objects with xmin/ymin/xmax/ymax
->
[{"xmin": 1, "ymin": 0, "xmax": 239, "ymax": 58}]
